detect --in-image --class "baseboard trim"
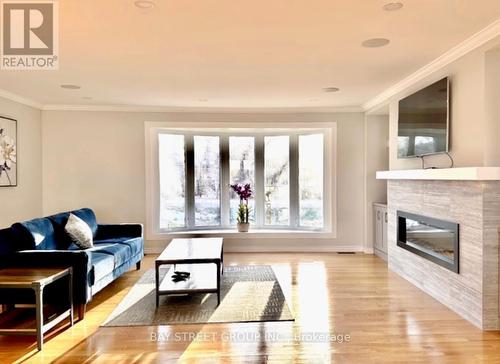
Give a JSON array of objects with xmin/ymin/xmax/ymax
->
[
  {"xmin": 374, "ymin": 248, "xmax": 388, "ymax": 262},
  {"xmin": 144, "ymin": 242, "xmax": 363, "ymax": 254}
]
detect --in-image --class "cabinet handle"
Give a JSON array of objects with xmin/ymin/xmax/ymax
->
[
  {"xmin": 377, "ymin": 211, "xmax": 380, "ymax": 220},
  {"xmin": 384, "ymin": 212, "xmax": 388, "ymax": 223}
]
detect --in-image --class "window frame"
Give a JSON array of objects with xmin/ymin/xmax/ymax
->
[{"xmin": 145, "ymin": 122, "xmax": 337, "ymax": 240}]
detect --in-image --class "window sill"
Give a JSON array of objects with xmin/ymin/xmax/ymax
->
[{"xmin": 149, "ymin": 229, "xmax": 336, "ymax": 240}]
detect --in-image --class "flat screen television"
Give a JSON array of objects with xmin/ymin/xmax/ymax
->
[{"xmin": 398, "ymin": 77, "xmax": 450, "ymax": 158}]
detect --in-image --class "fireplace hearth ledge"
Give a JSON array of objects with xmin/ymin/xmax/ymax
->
[{"xmin": 376, "ymin": 167, "xmax": 500, "ymax": 181}]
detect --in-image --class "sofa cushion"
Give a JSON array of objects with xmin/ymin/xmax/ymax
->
[
  {"xmin": 92, "ymin": 243, "xmax": 130, "ymax": 268},
  {"xmin": 87, "ymin": 238, "xmax": 142, "ymax": 283},
  {"xmin": 47, "ymin": 208, "xmax": 98, "ymax": 250},
  {"xmin": 88, "ymin": 251, "xmax": 115, "ymax": 285},
  {"xmin": 72, "ymin": 208, "xmax": 98, "ymax": 237},
  {"xmin": 47, "ymin": 211, "xmax": 72, "ymax": 248},
  {"xmin": 48, "ymin": 211, "xmax": 70, "ymax": 228},
  {"xmin": 93, "ymin": 237, "xmax": 143, "ymax": 258},
  {"xmin": 11, "ymin": 218, "xmax": 58, "ymax": 250},
  {"xmin": 48, "ymin": 208, "xmax": 98, "ymax": 238}
]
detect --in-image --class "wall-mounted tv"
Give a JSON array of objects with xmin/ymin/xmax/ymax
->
[{"xmin": 398, "ymin": 77, "xmax": 450, "ymax": 158}]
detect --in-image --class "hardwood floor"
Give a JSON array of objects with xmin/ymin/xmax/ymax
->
[{"xmin": 1, "ymin": 253, "xmax": 500, "ymax": 363}]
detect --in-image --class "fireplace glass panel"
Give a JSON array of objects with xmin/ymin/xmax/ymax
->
[
  {"xmin": 397, "ymin": 211, "xmax": 459, "ymax": 273},
  {"xmin": 405, "ymin": 218, "xmax": 455, "ymax": 263}
]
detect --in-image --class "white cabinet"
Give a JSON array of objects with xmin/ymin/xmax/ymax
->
[{"xmin": 373, "ymin": 203, "xmax": 388, "ymax": 261}]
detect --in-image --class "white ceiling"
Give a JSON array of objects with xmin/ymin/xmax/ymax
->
[{"xmin": 2, "ymin": 0, "xmax": 500, "ymax": 110}]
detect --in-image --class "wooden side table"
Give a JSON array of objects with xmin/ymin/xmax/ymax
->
[{"xmin": 0, "ymin": 267, "xmax": 74, "ymax": 351}]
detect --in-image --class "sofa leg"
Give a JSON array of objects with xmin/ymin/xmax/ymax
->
[
  {"xmin": 136, "ymin": 261, "xmax": 141, "ymax": 270},
  {"xmin": 78, "ymin": 304, "xmax": 86, "ymax": 320}
]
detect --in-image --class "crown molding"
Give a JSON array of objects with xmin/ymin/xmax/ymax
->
[
  {"xmin": 41, "ymin": 104, "xmax": 364, "ymax": 113},
  {"xmin": 0, "ymin": 88, "xmax": 43, "ymax": 109},
  {"xmin": 362, "ymin": 19, "xmax": 500, "ymax": 111}
]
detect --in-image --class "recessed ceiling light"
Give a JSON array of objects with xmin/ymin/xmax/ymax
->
[
  {"xmin": 383, "ymin": 2, "xmax": 403, "ymax": 11},
  {"xmin": 134, "ymin": 0, "xmax": 155, "ymax": 9},
  {"xmin": 60, "ymin": 84, "xmax": 81, "ymax": 90},
  {"xmin": 323, "ymin": 87, "xmax": 340, "ymax": 93},
  {"xmin": 361, "ymin": 38, "xmax": 390, "ymax": 48}
]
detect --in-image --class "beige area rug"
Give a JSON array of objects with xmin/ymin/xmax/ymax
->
[{"xmin": 101, "ymin": 265, "xmax": 294, "ymax": 326}]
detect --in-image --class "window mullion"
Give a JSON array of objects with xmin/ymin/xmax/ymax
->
[
  {"xmin": 255, "ymin": 135, "xmax": 265, "ymax": 228},
  {"xmin": 185, "ymin": 134, "xmax": 195, "ymax": 229},
  {"xmin": 290, "ymin": 134, "xmax": 299, "ymax": 228},
  {"xmin": 220, "ymin": 135, "xmax": 230, "ymax": 227}
]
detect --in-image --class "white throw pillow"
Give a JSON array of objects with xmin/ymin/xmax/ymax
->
[{"xmin": 65, "ymin": 213, "xmax": 94, "ymax": 249}]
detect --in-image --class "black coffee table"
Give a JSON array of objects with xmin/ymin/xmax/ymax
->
[{"xmin": 155, "ymin": 238, "xmax": 223, "ymax": 307}]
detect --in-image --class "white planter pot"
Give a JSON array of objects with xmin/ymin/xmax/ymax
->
[{"xmin": 237, "ymin": 222, "xmax": 250, "ymax": 232}]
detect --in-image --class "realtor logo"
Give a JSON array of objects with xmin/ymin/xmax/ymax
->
[{"xmin": 1, "ymin": 0, "xmax": 59, "ymax": 70}]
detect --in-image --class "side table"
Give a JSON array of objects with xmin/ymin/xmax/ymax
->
[{"xmin": 0, "ymin": 267, "xmax": 74, "ymax": 351}]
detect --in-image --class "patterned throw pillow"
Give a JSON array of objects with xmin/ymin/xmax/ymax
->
[{"xmin": 65, "ymin": 213, "xmax": 93, "ymax": 249}]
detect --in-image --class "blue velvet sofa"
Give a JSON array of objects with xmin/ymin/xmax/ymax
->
[{"xmin": 0, "ymin": 208, "xmax": 144, "ymax": 319}]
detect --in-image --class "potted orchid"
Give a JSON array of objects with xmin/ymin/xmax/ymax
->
[{"xmin": 230, "ymin": 183, "xmax": 252, "ymax": 232}]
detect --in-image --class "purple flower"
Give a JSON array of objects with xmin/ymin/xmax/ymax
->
[{"xmin": 230, "ymin": 183, "xmax": 253, "ymax": 202}]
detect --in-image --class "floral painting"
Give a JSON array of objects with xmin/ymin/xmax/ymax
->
[{"xmin": 0, "ymin": 116, "xmax": 17, "ymax": 187}]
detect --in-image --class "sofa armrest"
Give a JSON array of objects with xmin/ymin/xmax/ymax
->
[
  {"xmin": 95, "ymin": 224, "xmax": 143, "ymax": 239},
  {"xmin": 5, "ymin": 250, "xmax": 92, "ymax": 304}
]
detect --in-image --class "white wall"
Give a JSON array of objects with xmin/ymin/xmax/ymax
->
[
  {"xmin": 484, "ymin": 48, "xmax": 500, "ymax": 166},
  {"xmin": 363, "ymin": 114, "xmax": 389, "ymax": 252},
  {"xmin": 0, "ymin": 97, "xmax": 42, "ymax": 227},
  {"xmin": 41, "ymin": 111, "xmax": 366, "ymax": 252},
  {"xmin": 386, "ymin": 37, "xmax": 500, "ymax": 170}
]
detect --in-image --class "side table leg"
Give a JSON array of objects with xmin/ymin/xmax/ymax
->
[
  {"xmin": 221, "ymin": 246, "xmax": 224, "ymax": 275},
  {"xmin": 216, "ymin": 262, "xmax": 221, "ymax": 306},
  {"xmin": 34, "ymin": 285, "xmax": 44, "ymax": 351},
  {"xmin": 155, "ymin": 263, "xmax": 160, "ymax": 307}
]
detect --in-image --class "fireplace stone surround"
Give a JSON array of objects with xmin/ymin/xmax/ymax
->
[{"xmin": 377, "ymin": 167, "xmax": 500, "ymax": 330}]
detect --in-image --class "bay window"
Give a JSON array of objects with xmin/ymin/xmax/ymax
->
[
  {"xmin": 229, "ymin": 136, "xmax": 255, "ymax": 224},
  {"xmin": 158, "ymin": 133, "xmax": 185, "ymax": 230},
  {"xmin": 148, "ymin": 124, "xmax": 335, "ymax": 235},
  {"xmin": 194, "ymin": 136, "xmax": 221, "ymax": 226},
  {"xmin": 264, "ymin": 136, "xmax": 290, "ymax": 226},
  {"xmin": 299, "ymin": 134, "xmax": 324, "ymax": 227}
]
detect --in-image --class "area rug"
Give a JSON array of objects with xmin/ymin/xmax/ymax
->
[{"xmin": 101, "ymin": 265, "xmax": 294, "ymax": 326}]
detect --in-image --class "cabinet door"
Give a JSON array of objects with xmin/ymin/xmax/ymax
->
[
  {"xmin": 381, "ymin": 209, "xmax": 388, "ymax": 253},
  {"xmin": 374, "ymin": 206, "xmax": 383, "ymax": 250}
]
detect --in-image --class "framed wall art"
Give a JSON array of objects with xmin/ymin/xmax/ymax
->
[{"xmin": 0, "ymin": 116, "xmax": 17, "ymax": 187}]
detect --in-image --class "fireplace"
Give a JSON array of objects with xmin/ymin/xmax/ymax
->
[{"xmin": 397, "ymin": 211, "xmax": 459, "ymax": 273}]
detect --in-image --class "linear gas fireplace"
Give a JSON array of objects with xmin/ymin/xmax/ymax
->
[{"xmin": 397, "ymin": 211, "xmax": 459, "ymax": 273}]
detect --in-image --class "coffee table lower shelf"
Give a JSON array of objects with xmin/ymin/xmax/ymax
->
[{"xmin": 156, "ymin": 264, "xmax": 221, "ymax": 307}]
